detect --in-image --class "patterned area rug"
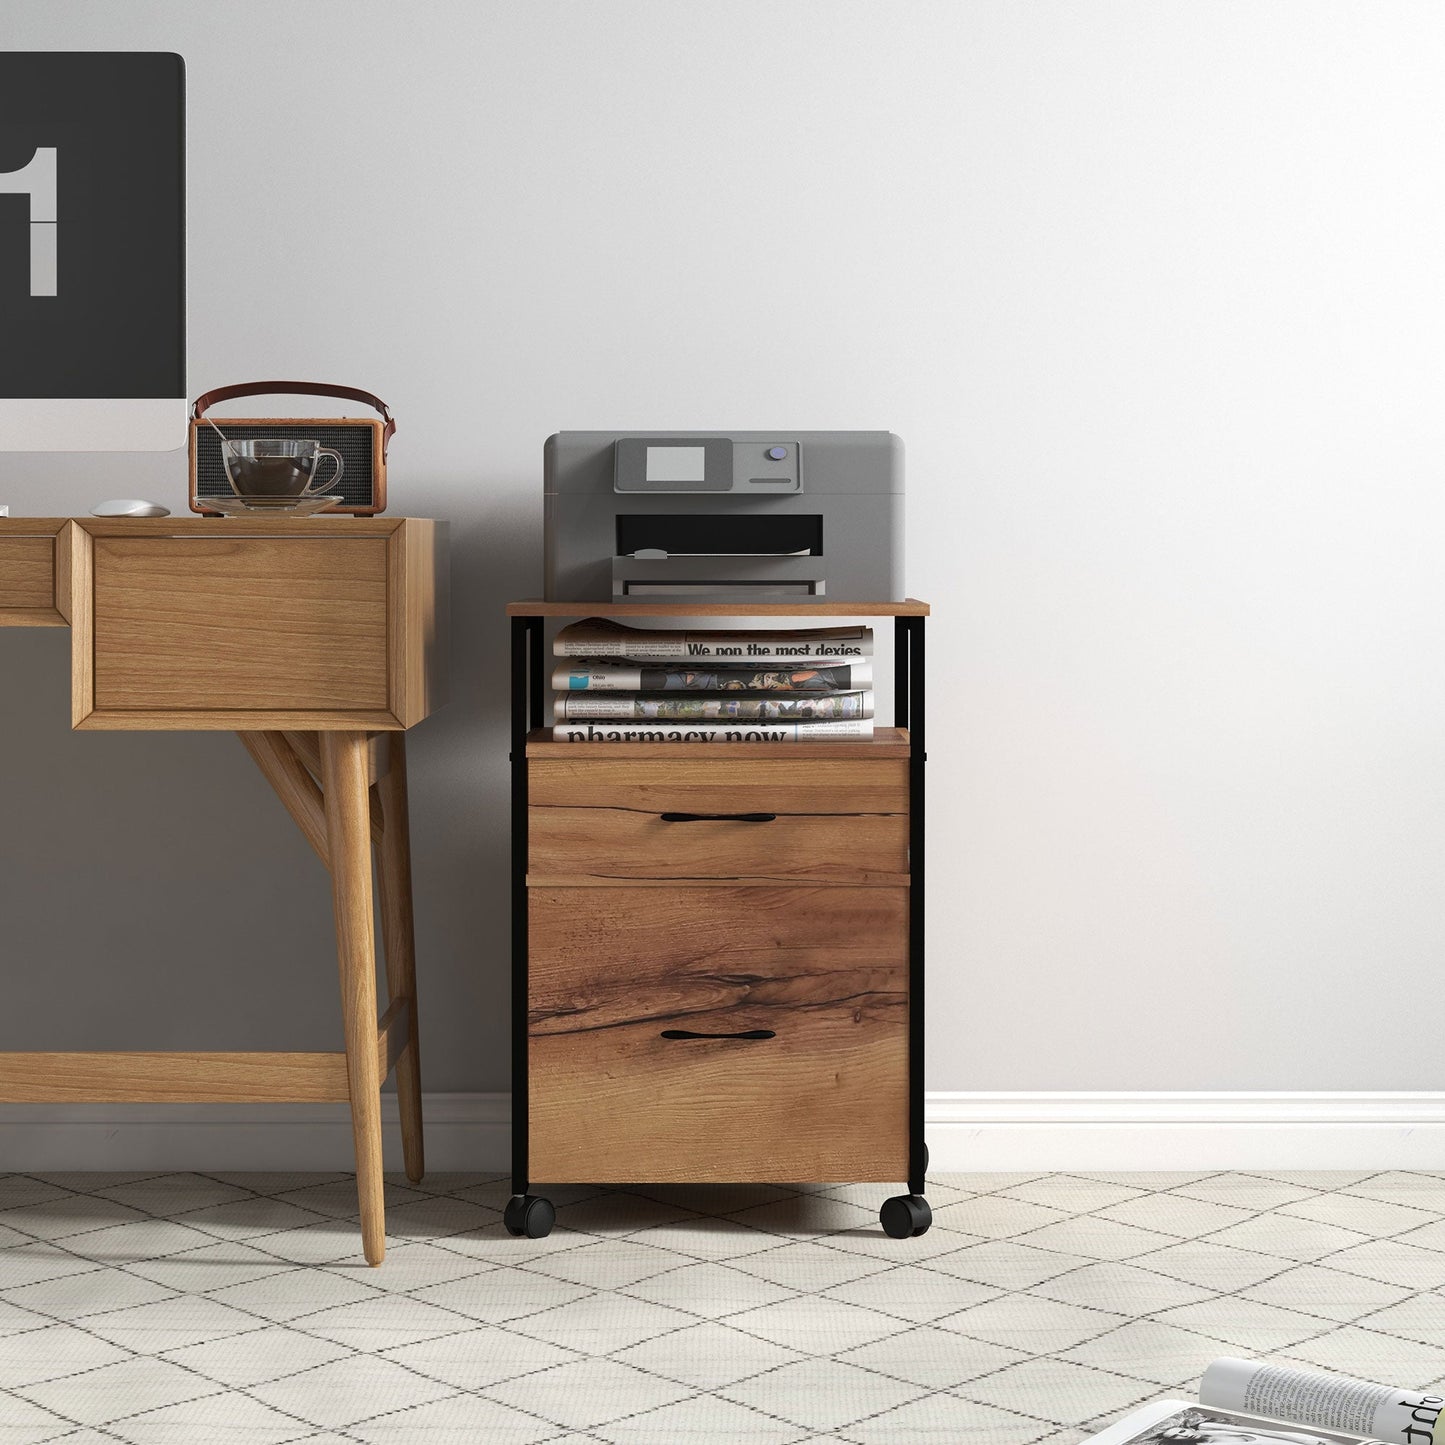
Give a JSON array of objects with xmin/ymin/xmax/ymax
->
[{"xmin": 1, "ymin": 1170, "xmax": 1443, "ymax": 1443}]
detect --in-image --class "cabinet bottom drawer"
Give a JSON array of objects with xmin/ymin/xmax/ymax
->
[{"xmin": 527, "ymin": 885, "xmax": 909, "ymax": 1183}]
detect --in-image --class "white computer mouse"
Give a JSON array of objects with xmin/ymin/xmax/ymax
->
[{"xmin": 91, "ymin": 499, "xmax": 171, "ymax": 518}]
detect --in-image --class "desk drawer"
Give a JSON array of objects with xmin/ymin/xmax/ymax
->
[
  {"xmin": 0, "ymin": 536, "xmax": 59, "ymax": 619},
  {"xmin": 91, "ymin": 537, "xmax": 388, "ymax": 712},
  {"xmin": 527, "ymin": 885, "xmax": 908, "ymax": 1182},
  {"xmin": 529, "ymin": 757, "xmax": 908, "ymax": 885}
]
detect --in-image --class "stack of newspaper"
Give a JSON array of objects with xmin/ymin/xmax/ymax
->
[
  {"xmin": 1085, "ymin": 1357, "xmax": 1442, "ymax": 1445},
  {"xmin": 550, "ymin": 618, "xmax": 875, "ymax": 743}
]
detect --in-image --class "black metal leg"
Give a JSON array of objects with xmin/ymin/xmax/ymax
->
[
  {"xmin": 881, "ymin": 612, "xmax": 930, "ymax": 1238},
  {"xmin": 908, "ymin": 614, "xmax": 926, "ymax": 1199},
  {"xmin": 893, "ymin": 615, "xmax": 909, "ymax": 729},
  {"xmin": 528, "ymin": 614, "xmax": 545, "ymax": 732},
  {"xmin": 510, "ymin": 615, "xmax": 531, "ymax": 1201},
  {"xmin": 508, "ymin": 614, "xmax": 557, "ymax": 1239}
]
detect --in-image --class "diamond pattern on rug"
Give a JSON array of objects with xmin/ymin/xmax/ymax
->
[{"xmin": 2, "ymin": 1169, "xmax": 1444, "ymax": 1443}]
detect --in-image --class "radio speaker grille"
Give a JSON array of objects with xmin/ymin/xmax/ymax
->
[{"xmin": 190, "ymin": 419, "xmax": 386, "ymax": 515}]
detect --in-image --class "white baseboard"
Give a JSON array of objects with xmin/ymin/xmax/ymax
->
[
  {"xmin": 4, "ymin": 1092, "xmax": 1445, "ymax": 1174},
  {"xmin": 925, "ymin": 1092, "xmax": 1445, "ymax": 1172},
  {"xmin": 0, "ymin": 1095, "xmax": 511, "ymax": 1175}
]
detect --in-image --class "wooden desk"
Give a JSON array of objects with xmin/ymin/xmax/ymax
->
[{"xmin": 0, "ymin": 517, "xmax": 448, "ymax": 1264}]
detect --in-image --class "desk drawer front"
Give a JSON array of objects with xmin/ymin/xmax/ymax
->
[
  {"xmin": 0, "ymin": 537, "xmax": 56, "ymax": 611},
  {"xmin": 529, "ymin": 758, "xmax": 908, "ymax": 884},
  {"xmin": 91, "ymin": 538, "xmax": 389, "ymax": 711},
  {"xmin": 527, "ymin": 885, "xmax": 909, "ymax": 1182}
]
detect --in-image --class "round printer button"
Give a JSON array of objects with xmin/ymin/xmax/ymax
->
[{"xmin": 767, "ymin": 446, "xmax": 787, "ymax": 460}]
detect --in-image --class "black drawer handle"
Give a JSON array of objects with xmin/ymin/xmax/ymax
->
[
  {"xmin": 660, "ymin": 1028, "xmax": 776, "ymax": 1041},
  {"xmin": 658, "ymin": 812, "xmax": 777, "ymax": 824}
]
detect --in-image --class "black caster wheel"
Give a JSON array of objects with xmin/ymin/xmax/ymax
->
[
  {"xmin": 504, "ymin": 1194, "xmax": 556, "ymax": 1238},
  {"xmin": 880, "ymin": 1193, "xmax": 932, "ymax": 1239}
]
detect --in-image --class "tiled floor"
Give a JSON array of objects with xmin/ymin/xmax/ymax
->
[{"xmin": 2, "ymin": 1170, "xmax": 1444, "ymax": 1443}]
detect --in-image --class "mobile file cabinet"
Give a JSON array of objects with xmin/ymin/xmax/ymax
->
[{"xmin": 505, "ymin": 599, "xmax": 930, "ymax": 1240}]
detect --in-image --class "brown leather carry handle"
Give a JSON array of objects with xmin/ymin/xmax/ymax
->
[{"xmin": 191, "ymin": 381, "xmax": 395, "ymax": 461}]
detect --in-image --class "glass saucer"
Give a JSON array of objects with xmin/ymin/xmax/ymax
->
[{"xmin": 202, "ymin": 494, "xmax": 342, "ymax": 517}]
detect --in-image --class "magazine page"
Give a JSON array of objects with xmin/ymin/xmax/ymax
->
[
  {"xmin": 554, "ymin": 618, "xmax": 873, "ymax": 661},
  {"xmin": 552, "ymin": 661, "xmax": 873, "ymax": 693},
  {"xmin": 1201, "ymin": 1359, "xmax": 1442, "ymax": 1445},
  {"xmin": 1081, "ymin": 1399, "xmax": 1381, "ymax": 1445}
]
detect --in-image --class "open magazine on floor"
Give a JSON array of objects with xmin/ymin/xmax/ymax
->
[{"xmin": 1084, "ymin": 1358, "xmax": 1443, "ymax": 1445}]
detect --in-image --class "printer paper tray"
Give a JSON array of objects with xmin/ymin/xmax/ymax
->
[
  {"xmin": 621, "ymin": 582, "xmax": 824, "ymax": 597},
  {"xmin": 625, "ymin": 550, "xmax": 812, "ymax": 559},
  {"xmin": 612, "ymin": 551, "xmax": 828, "ymax": 602}
]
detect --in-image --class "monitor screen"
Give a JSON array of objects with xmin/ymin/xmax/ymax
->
[{"xmin": 0, "ymin": 52, "xmax": 185, "ymax": 450}]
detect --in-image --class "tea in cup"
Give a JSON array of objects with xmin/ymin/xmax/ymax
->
[{"xmin": 222, "ymin": 438, "xmax": 344, "ymax": 500}]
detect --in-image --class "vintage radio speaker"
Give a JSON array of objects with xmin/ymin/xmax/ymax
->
[{"xmin": 189, "ymin": 381, "xmax": 393, "ymax": 515}]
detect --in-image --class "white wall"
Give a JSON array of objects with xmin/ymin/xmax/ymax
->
[{"xmin": 5, "ymin": 0, "xmax": 1445, "ymax": 1111}]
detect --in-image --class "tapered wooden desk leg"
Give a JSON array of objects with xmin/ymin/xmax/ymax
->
[
  {"xmin": 378, "ymin": 733, "xmax": 425, "ymax": 1182},
  {"xmin": 322, "ymin": 730, "xmax": 387, "ymax": 1266}
]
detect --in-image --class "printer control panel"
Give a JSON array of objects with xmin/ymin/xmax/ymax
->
[{"xmin": 615, "ymin": 437, "xmax": 802, "ymax": 494}]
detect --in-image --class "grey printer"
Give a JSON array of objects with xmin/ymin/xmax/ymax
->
[{"xmin": 543, "ymin": 431, "xmax": 903, "ymax": 603}]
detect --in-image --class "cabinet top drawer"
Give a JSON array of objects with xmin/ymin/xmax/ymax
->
[{"xmin": 529, "ymin": 756, "xmax": 908, "ymax": 886}]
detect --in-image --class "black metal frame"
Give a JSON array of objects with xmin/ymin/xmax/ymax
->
[
  {"xmin": 895, "ymin": 614, "xmax": 926, "ymax": 1197},
  {"xmin": 510, "ymin": 608, "xmax": 927, "ymax": 1203},
  {"xmin": 510, "ymin": 613, "xmax": 545, "ymax": 1199}
]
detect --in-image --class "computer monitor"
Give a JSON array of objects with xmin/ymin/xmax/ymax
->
[{"xmin": 0, "ymin": 52, "xmax": 185, "ymax": 451}]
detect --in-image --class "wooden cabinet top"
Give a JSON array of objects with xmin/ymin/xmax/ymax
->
[{"xmin": 525, "ymin": 725, "xmax": 911, "ymax": 759}]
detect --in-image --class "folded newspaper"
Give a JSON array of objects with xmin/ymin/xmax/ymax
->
[
  {"xmin": 553, "ymin": 618, "xmax": 873, "ymax": 661},
  {"xmin": 553, "ymin": 661, "xmax": 872, "ymax": 693},
  {"xmin": 553, "ymin": 718, "xmax": 873, "ymax": 743},
  {"xmin": 554, "ymin": 691, "xmax": 874, "ymax": 722},
  {"xmin": 1085, "ymin": 1358, "xmax": 1442, "ymax": 1445}
]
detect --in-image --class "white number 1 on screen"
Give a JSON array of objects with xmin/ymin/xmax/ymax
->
[{"xmin": 0, "ymin": 147, "xmax": 58, "ymax": 297}]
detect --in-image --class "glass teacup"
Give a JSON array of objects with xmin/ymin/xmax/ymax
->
[{"xmin": 222, "ymin": 438, "xmax": 344, "ymax": 501}]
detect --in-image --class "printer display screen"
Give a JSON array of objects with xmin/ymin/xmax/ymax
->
[{"xmin": 645, "ymin": 446, "xmax": 706, "ymax": 483}]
